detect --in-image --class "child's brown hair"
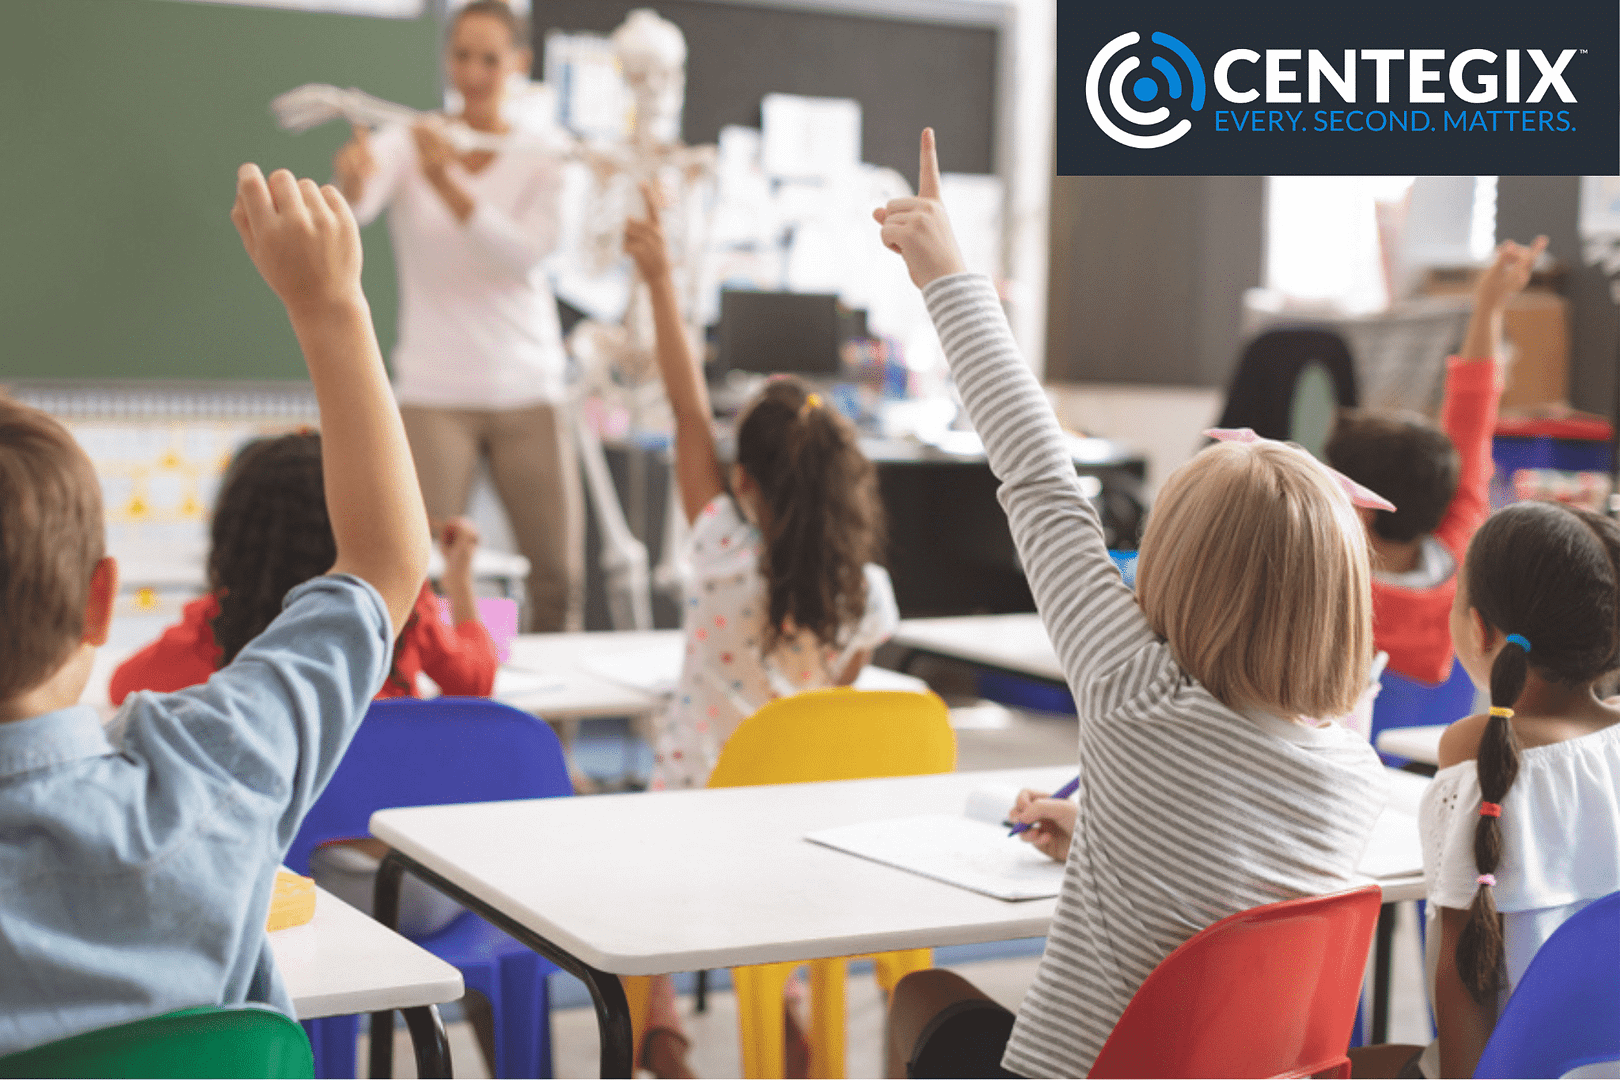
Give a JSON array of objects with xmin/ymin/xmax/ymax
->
[
  {"xmin": 735, "ymin": 377, "xmax": 886, "ymax": 652},
  {"xmin": 0, "ymin": 399, "xmax": 105, "ymax": 700}
]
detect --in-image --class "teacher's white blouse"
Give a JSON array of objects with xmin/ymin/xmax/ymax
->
[{"xmin": 349, "ymin": 123, "xmax": 567, "ymax": 410}]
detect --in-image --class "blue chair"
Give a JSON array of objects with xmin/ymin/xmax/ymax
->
[
  {"xmin": 287, "ymin": 697, "xmax": 572, "ymax": 1079},
  {"xmin": 1474, "ymin": 890, "xmax": 1620, "ymax": 1078},
  {"xmin": 1370, "ymin": 660, "xmax": 1476, "ymax": 767}
]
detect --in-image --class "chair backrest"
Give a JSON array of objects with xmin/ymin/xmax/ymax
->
[
  {"xmin": 1369, "ymin": 661, "xmax": 1477, "ymax": 745},
  {"xmin": 706, "ymin": 688, "xmax": 955, "ymax": 788},
  {"xmin": 1216, "ymin": 328, "xmax": 1359, "ymax": 447},
  {"xmin": 0, "ymin": 1006, "xmax": 313, "ymax": 1079},
  {"xmin": 1089, "ymin": 885, "xmax": 1383, "ymax": 1079},
  {"xmin": 1474, "ymin": 889, "xmax": 1620, "ymax": 1079},
  {"xmin": 285, "ymin": 697, "xmax": 572, "ymax": 875}
]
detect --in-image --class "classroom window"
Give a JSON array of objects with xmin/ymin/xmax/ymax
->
[{"xmin": 1265, "ymin": 176, "xmax": 1498, "ymax": 314}]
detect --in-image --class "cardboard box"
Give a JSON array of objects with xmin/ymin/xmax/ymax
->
[{"xmin": 1420, "ymin": 269, "xmax": 1570, "ymax": 409}]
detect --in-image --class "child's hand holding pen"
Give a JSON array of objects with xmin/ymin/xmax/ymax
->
[{"xmin": 1007, "ymin": 782, "xmax": 1079, "ymax": 863}]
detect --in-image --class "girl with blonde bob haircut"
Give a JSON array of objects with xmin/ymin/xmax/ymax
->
[
  {"xmin": 876, "ymin": 129, "xmax": 1391, "ymax": 1080},
  {"xmin": 1136, "ymin": 439, "xmax": 1374, "ymax": 722}
]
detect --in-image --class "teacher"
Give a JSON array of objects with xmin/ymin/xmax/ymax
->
[{"xmin": 334, "ymin": 0, "xmax": 581, "ymax": 631}]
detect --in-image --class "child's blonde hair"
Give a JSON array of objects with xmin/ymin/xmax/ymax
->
[{"xmin": 1134, "ymin": 440, "xmax": 1372, "ymax": 719}]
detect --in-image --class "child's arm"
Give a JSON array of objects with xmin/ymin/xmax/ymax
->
[
  {"xmin": 418, "ymin": 517, "xmax": 498, "ymax": 696},
  {"xmin": 1436, "ymin": 236, "xmax": 1547, "ymax": 558},
  {"xmin": 876, "ymin": 131, "xmax": 1157, "ymax": 690},
  {"xmin": 1433, "ymin": 905, "xmax": 1496, "ymax": 1077},
  {"xmin": 231, "ymin": 164, "xmax": 431, "ymax": 634},
  {"xmin": 435, "ymin": 517, "xmax": 482, "ymax": 627},
  {"xmin": 623, "ymin": 182, "xmax": 725, "ymax": 523},
  {"xmin": 412, "ymin": 123, "xmax": 562, "ymax": 279}
]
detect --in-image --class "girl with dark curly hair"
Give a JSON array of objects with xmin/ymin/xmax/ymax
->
[
  {"xmin": 623, "ymin": 183, "xmax": 898, "ymax": 1077},
  {"xmin": 110, "ymin": 431, "xmax": 499, "ymax": 704}
]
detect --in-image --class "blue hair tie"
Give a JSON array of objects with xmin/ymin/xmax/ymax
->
[{"xmin": 1506, "ymin": 633, "xmax": 1532, "ymax": 653}]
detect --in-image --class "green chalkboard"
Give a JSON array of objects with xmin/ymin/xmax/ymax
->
[{"xmin": 0, "ymin": 0, "xmax": 440, "ymax": 380}]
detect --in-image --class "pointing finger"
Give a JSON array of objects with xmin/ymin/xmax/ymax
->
[{"xmin": 918, "ymin": 127, "xmax": 942, "ymax": 200}]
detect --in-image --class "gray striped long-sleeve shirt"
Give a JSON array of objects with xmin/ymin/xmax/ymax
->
[{"xmin": 922, "ymin": 274, "xmax": 1388, "ymax": 1078}]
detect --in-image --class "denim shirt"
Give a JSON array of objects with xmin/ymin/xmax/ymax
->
[{"xmin": 0, "ymin": 574, "xmax": 391, "ymax": 1055}]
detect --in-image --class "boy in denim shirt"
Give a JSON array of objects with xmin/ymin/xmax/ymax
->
[{"xmin": 0, "ymin": 164, "xmax": 431, "ymax": 1054}]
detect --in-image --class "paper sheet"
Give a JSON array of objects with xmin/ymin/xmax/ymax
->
[
  {"xmin": 809, "ymin": 803, "xmax": 1423, "ymax": 904},
  {"xmin": 494, "ymin": 667, "xmax": 569, "ymax": 698},
  {"xmin": 806, "ymin": 814, "xmax": 1065, "ymax": 901},
  {"xmin": 1356, "ymin": 807, "xmax": 1425, "ymax": 880}
]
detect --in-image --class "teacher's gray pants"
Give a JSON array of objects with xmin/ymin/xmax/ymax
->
[{"xmin": 402, "ymin": 401, "xmax": 584, "ymax": 632}]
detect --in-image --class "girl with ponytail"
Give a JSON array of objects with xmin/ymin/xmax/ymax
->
[
  {"xmin": 1361, "ymin": 500, "xmax": 1620, "ymax": 1078},
  {"xmin": 623, "ymin": 182, "xmax": 897, "ymax": 1077}
]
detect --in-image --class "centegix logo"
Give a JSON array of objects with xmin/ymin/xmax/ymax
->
[{"xmin": 1058, "ymin": 2, "xmax": 1617, "ymax": 175}]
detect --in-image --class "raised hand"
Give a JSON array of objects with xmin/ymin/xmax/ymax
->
[
  {"xmin": 231, "ymin": 163, "xmax": 363, "ymax": 318},
  {"xmin": 623, "ymin": 180, "xmax": 672, "ymax": 283},
  {"xmin": 872, "ymin": 127, "xmax": 965, "ymax": 289},
  {"xmin": 434, "ymin": 516, "xmax": 481, "ymax": 575},
  {"xmin": 1475, "ymin": 235, "xmax": 1549, "ymax": 313},
  {"xmin": 1460, "ymin": 234, "xmax": 1549, "ymax": 362},
  {"xmin": 333, "ymin": 124, "xmax": 376, "ymax": 204},
  {"xmin": 1008, "ymin": 788, "xmax": 1078, "ymax": 863}
]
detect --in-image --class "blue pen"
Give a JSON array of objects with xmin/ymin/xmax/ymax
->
[{"xmin": 1007, "ymin": 775, "xmax": 1080, "ymax": 836}]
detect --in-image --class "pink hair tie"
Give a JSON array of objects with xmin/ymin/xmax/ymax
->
[
  {"xmin": 1479, "ymin": 801, "xmax": 1502, "ymax": 818},
  {"xmin": 1477, "ymin": 873, "xmax": 1497, "ymax": 888},
  {"xmin": 1204, "ymin": 427, "xmax": 1398, "ymax": 512}
]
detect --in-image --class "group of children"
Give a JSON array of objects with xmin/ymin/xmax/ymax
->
[{"xmin": 0, "ymin": 122, "xmax": 1615, "ymax": 1080}]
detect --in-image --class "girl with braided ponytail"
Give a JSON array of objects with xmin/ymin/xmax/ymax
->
[
  {"xmin": 623, "ymin": 182, "xmax": 897, "ymax": 1077},
  {"xmin": 110, "ymin": 432, "xmax": 499, "ymax": 704},
  {"xmin": 1358, "ymin": 499, "xmax": 1620, "ymax": 1078}
]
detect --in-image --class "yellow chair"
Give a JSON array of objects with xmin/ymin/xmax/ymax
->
[{"xmin": 716, "ymin": 687, "xmax": 956, "ymax": 1078}]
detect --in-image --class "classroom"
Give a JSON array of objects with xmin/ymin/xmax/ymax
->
[{"xmin": 1, "ymin": 0, "xmax": 1617, "ymax": 1078}]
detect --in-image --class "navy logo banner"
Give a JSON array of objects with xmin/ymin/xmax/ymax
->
[{"xmin": 1057, "ymin": 1, "xmax": 1619, "ymax": 174}]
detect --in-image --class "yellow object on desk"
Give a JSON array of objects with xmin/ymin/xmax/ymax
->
[{"xmin": 267, "ymin": 870, "xmax": 316, "ymax": 931}]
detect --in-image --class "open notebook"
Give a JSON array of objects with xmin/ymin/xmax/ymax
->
[
  {"xmin": 807, "ymin": 785, "xmax": 1425, "ymax": 903},
  {"xmin": 806, "ymin": 784, "xmax": 1065, "ymax": 901}
]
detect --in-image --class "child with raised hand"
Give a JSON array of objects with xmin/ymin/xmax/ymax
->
[
  {"xmin": 875, "ymin": 130, "xmax": 1390, "ymax": 1079},
  {"xmin": 1351, "ymin": 500, "xmax": 1620, "ymax": 1079},
  {"xmin": 622, "ymin": 181, "xmax": 900, "ymax": 1077},
  {"xmin": 110, "ymin": 430, "xmax": 497, "ymax": 704},
  {"xmin": 1326, "ymin": 235, "xmax": 1547, "ymax": 687},
  {"xmin": 0, "ymin": 163, "xmax": 430, "ymax": 1054}
]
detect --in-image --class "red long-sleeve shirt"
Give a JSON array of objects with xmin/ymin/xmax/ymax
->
[
  {"xmin": 110, "ymin": 581, "xmax": 498, "ymax": 705},
  {"xmin": 1372, "ymin": 356, "xmax": 1499, "ymax": 684}
]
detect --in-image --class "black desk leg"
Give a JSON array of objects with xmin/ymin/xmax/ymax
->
[
  {"xmin": 374, "ymin": 848, "xmax": 637, "ymax": 1078},
  {"xmin": 368, "ymin": 854, "xmax": 454, "ymax": 1078},
  {"xmin": 1372, "ymin": 901, "xmax": 1397, "ymax": 1044}
]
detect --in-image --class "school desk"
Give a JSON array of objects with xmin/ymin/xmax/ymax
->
[
  {"xmin": 272, "ymin": 877, "xmax": 463, "ymax": 1077},
  {"xmin": 1376, "ymin": 724, "xmax": 1445, "ymax": 767},
  {"xmin": 369, "ymin": 765, "xmax": 1425, "ymax": 1078},
  {"xmin": 497, "ymin": 629, "xmax": 929, "ymax": 723},
  {"xmin": 890, "ymin": 613, "xmax": 1064, "ymax": 684}
]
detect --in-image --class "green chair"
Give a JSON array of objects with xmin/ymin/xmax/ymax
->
[{"xmin": 0, "ymin": 1005, "xmax": 313, "ymax": 1079}]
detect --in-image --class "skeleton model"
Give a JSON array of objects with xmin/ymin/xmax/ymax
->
[{"xmin": 565, "ymin": 10, "xmax": 718, "ymax": 431}]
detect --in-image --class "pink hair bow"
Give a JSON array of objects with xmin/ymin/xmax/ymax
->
[{"xmin": 1204, "ymin": 428, "xmax": 1397, "ymax": 513}]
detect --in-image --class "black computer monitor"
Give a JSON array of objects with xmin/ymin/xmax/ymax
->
[{"xmin": 716, "ymin": 290, "xmax": 842, "ymax": 376}]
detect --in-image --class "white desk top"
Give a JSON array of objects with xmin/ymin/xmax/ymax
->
[
  {"xmin": 1376, "ymin": 725, "xmax": 1445, "ymax": 767},
  {"xmin": 371, "ymin": 765, "xmax": 1427, "ymax": 977},
  {"xmin": 271, "ymin": 881, "xmax": 463, "ymax": 1019},
  {"xmin": 891, "ymin": 614, "xmax": 1064, "ymax": 684},
  {"xmin": 499, "ymin": 630, "xmax": 929, "ymax": 723}
]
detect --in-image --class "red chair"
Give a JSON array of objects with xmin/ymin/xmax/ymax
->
[{"xmin": 1089, "ymin": 885, "xmax": 1384, "ymax": 1079}]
